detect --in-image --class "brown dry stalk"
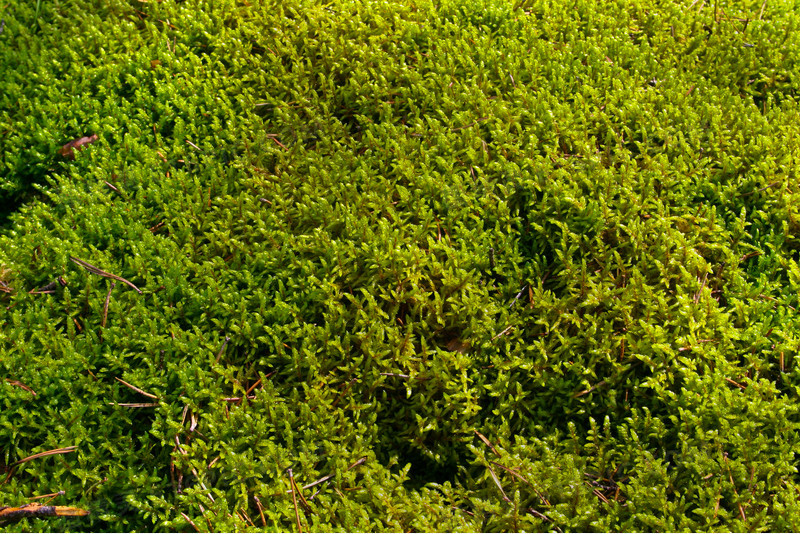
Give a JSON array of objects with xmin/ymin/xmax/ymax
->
[
  {"xmin": 13, "ymin": 446, "xmax": 77, "ymax": 466},
  {"xmin": 30, "ymin": 491, "xmax": 66, "ymax": 501},
  {"xmin": 487, "ymin": 464, "xmax": 511, "ymax": 503},
  {"xmin": 69, "ymin": 256, "xmax": 142, "ymax": 294},
  {"xmin": 4, "ymin": 379, "xmax": 37, "ymax": 396},
  {"xmin": 102, "ymin": 282, "xmax": 116, "ymax": 327},
  {"xmin": 253, "ymin": 496, "xmax": 267, "ymax": 527},
  {"xmin": 288, "ymin": 469, "xmax": 303, "ymax": 533},
  {"xmin": 475, "ymin": 430, "xmax": 501, "ymax": 457},
  {"xmin": 115, "ymin": 377, "xmax": 158, "ymax": 399},
  {"xmin": 180, "ymin": 512, "xmax": 200, "ymax": 532}
]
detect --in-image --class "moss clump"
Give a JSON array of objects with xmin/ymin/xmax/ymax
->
[{"xmin": 2, "ymin": 0, "xmax": 800, "ymax": 531}]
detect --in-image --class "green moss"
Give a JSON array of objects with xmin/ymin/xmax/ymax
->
[{"xmin": 2, "ymin": 0, "xmax": 800, "ymax": 531}]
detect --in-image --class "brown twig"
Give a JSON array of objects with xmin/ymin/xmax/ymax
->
[
  {"xmin": 492, "ymin": 326, "xmax": 514, "ymax": 341},
  {"xmin": 29, "ymin": 281, "xmax": 58, "ymax": 294},
  {"xmin": 725, "ymin": 377, "xmax": 746, "ymax": 390},
  {"xmin": 487, "ymin": 464, "xmax": 511, "ymax": 502},
  {"xmin": 275, "ymin": 457, "xmax": 368, "ymax": 497},
  {"xmin": 490, "ymin": 461, "xmax": 531, "ymax": 486},
  {"xmin": 185, "ymin": 140, "xmax": 202, "ymax": 152},
  {"xmin": 475, "ymin": 430, "xmax": 501, "ymax": 457},
  {"xmin": 180, "ymin": 512, "xmax": 200, "ymax": 532},
  {"xmin": 215, "ymin": 336, "xmax": 230, "ymax": 363},
  {"xmin": 115, "ymin": 377, "xmax": 158, "ymax": 399},
  {"xmin": 288, "ymin": 469, "xmax": 303, "ymax": 533},
  {"xmin": 30, "ymin": 491, "xmax": 65, "ymax": 502},
  {"xmin": 254, "ymin": 496, "xmax": 267, "ymax": 527},
  {"xmin": 492, "ymin": 461, "xmax": 552, "ymax": 506},
  {"xmin": 246, "ymin": 379, "xmax": 262, "ymax": 395},
  {"xmin": 0, "ymin": 504, "xmax": 89, "ymax": 524},
  {"xmin": 102, "ymin": 282, "xmax": 116, "ymax": 327},
  {"xmin": 4, "ymin": 379, "xmax": 37, "ymax": 396},
  {"xmin": 69, "ymin": 257, "xmax": 142, "ymax": 294},
  {"xmin": 573, "ymin": 380, "xmax": 608, "ymax": 398},
  {"xmin": 291, "ymin": 475, "xmax": 312, "ymax": 515},
  {"xmin": 222, "ymin": 396, "xmax": 256, "ymax": 403},
  {"xmin": 13, "ymin": 446, "xmax": 77, "ymax": 466}
]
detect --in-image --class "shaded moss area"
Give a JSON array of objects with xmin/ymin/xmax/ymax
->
[{"xmin": 2, "ymin": 0, "xmax": 800, "ymax": 531}]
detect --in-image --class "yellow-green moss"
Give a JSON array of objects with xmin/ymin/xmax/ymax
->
[{"xmin": 2, "ymin": 0, "xmax": 800, "ymax": 531}]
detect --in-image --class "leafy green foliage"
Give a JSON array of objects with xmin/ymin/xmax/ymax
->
[{"xmin": 2, "ymin": 0, "xmax": 800, "ymax": 531}]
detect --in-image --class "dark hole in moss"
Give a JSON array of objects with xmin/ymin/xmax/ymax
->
[{"xmin": 398, "ymin": 447, "xmax": 463, "ymax": 489}]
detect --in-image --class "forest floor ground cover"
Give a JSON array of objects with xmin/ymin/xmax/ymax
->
[{"xmin": 2, "ymin": 0, "xmax": 800, "ymax": 531}]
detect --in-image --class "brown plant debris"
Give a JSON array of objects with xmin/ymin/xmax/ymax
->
[
  {"xmin": 0, "ymin": 503, "xmax": 89, "ymax": 524},
  {"xmin": 59, "ymin": 134, "xmax": 99, "ymax": 160}
]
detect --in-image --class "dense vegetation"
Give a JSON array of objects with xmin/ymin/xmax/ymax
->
[{"xmin": 2, "ymin": 0, "xmax": 800, "ymax": 531}]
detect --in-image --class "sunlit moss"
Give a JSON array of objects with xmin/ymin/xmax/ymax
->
[{"xmin": 2, "ymin": 0, "xmax": 800, "ymax": 531}]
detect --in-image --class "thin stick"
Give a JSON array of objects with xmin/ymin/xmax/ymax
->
[
  {"xmin": 493, "ymin": 461, "xmax": 551, "ymax": 506},
  {"xmin": 573, "ymin": 380, "xmax": 607, "ymax": 398},
  {"xmin": 180, "ymin": 512, "xmax": 200, "ymax": 532},
  {"xmin": 475, "ymin": 430, "xmax": 501, "ymax": 457},
  {"xmin": 288, "ymin": 469, "xmax": 303, "ymax": 533},
  {"xmin": 725, "ymin": 377, "xmax": 746, "ymax": 390},
  {"xmin": 30, "ymin": 490, "xmax": 66, "ymax": 501},
  {"xmin": 694, "ymin": 272, "xmax": 708, "ymax": 303},
  {"xmin": 13, "ymin": 446, "xmax": 77, "ymax": 466},
  {"xmin": 379, "ymin": 372, "xmax": 410, "ymax": 379},
  {"xmin": 487, "ymin": 464, "xmax": 511, "ymax": 502},
  {"xmin": 29, "ymin": 281, "xmax": 57, "ymax": 294},
  {"xmin": 102, "ymin": 282, "xmax": 116, "ymax": 327},
  {"xmin": 254, "ymin": 496, "xmax": 267, "ymax": 527},
  {"xmin": 216, "ymin": 336, "xmax": 230, "ymax": 363},
  {"xmin": 347, "ymin": 457, "xmax": 367, "ymax": 470},
  {"xmin": 492, "ymin": 325, "xmax": 514, "ymax": 341},
  {"xmin": 222, "ymin": 396, "xmax": 256, "ymax": 402},
  {"xmin": 239, "ymin": 509, "xmax": 255, "ymax": 527},
  {"xmin": 291, "ymin": 475, "xmax": 312, "ymax": 515},
  {"xmin": 270, "ymin": 137, "xmax": 289, "ymax": 151},
  {"xmin": 115, "ymin": 377, "xmax": 158, "ymax": 399},
  {"xmin": 246, "ymin": 379, "xmax": 262, "ymax": 395},
  {"xmin": 69, "ymin": 257, "xmax": 141, "ymax": 294},
  {"xmin": 198, "ymin": 505, "xmax": 213, "ymax": 530},
  {"xmin": 276, "ymin": 456, "xmax": 368, "ymax": 496},
  {"xmin": 4, "ymin": 379, "xmax": 37, "ymax": 396},
  {"xmin": 490, "ymin": 461, "xmax": 531, "ymax": 485}
]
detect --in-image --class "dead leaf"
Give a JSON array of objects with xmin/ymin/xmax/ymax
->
[
  {"xmin": 446, "ymin": 338, "xmax": 471, "ymax": 353},
  {"xmin": 59, "ymin": 134, "xmax": 99, "ymax": 160}
]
